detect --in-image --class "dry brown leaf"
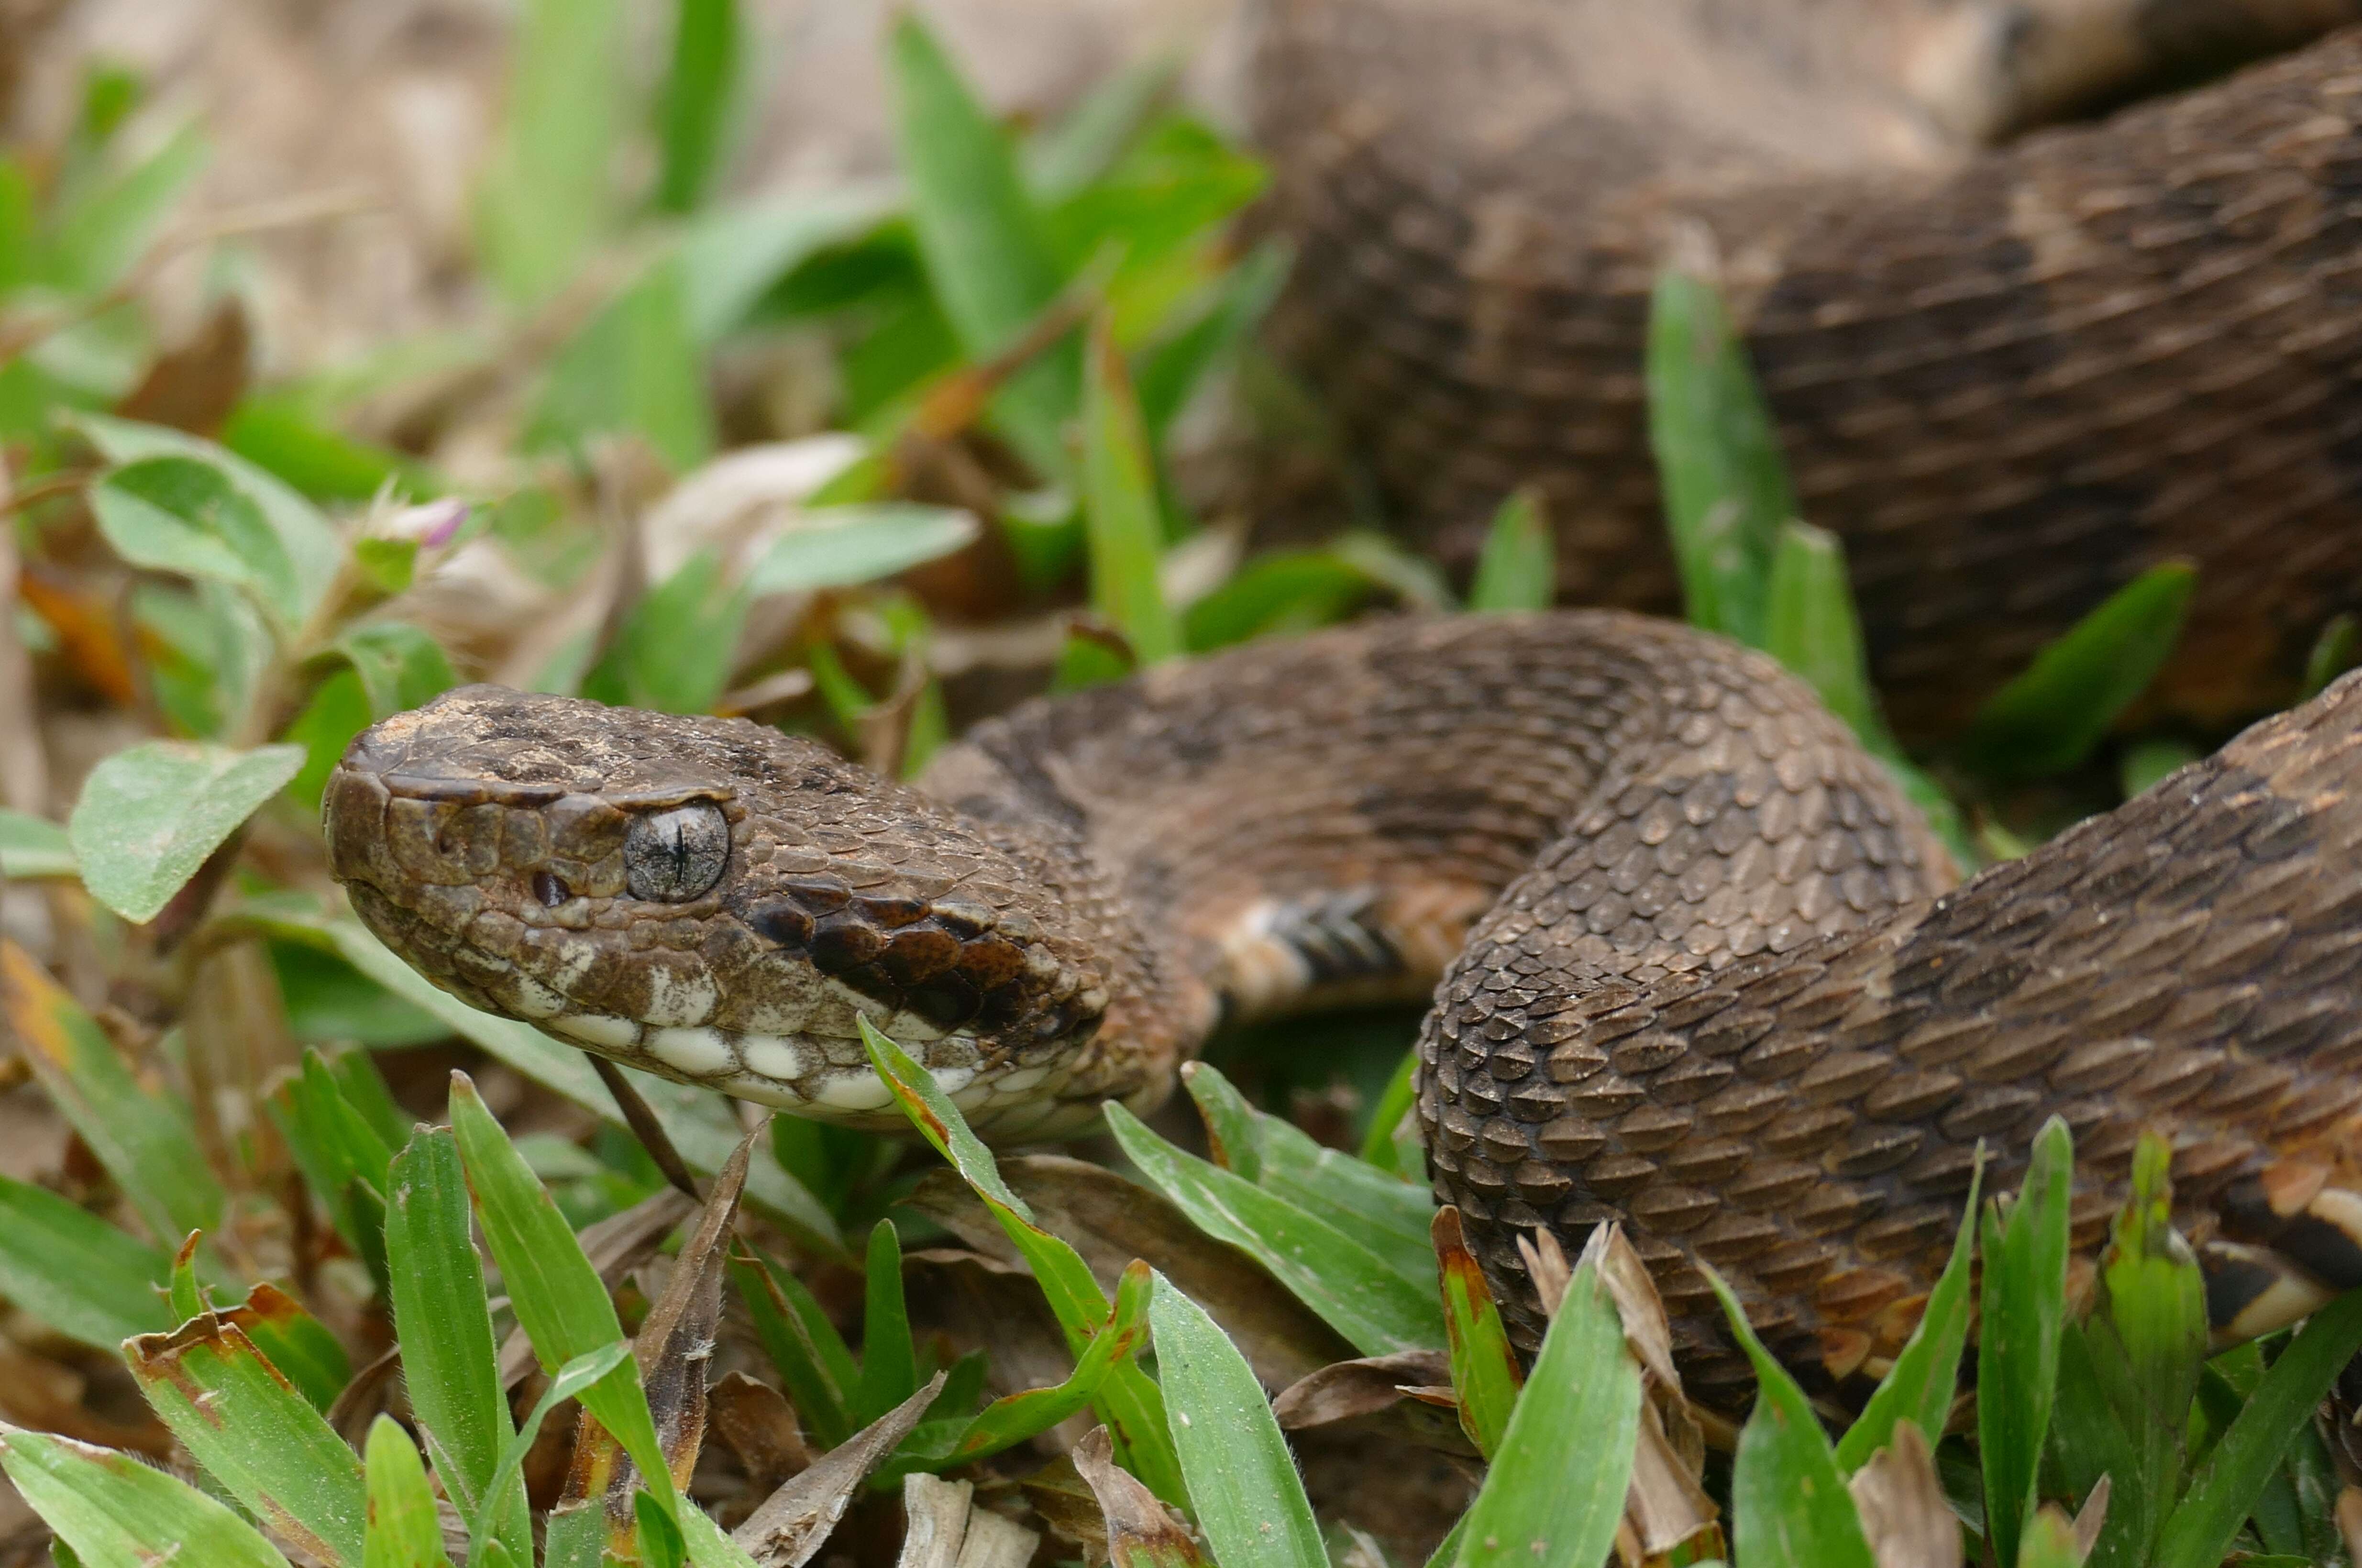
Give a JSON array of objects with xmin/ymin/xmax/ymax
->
[
  {"xmin": 2339, "ymin": 1484, "xmax": 2362, "ymax": 1563},
  {"xmin": 1269, "ymin": 1350, "xmax": 1472, "ymax": 1454},
  {"xmin": 1846, "ymin": 1423, "xmax": 1963, "ymax": 1568},
  {"xmin": 733, "ymin": 1372, "xmax": 948, "ymax": 1568},
  {"xmin": 113, "ymin": 297, "xmax": 250, "ymax": 436},
  {"xmin": 709, "ymin": 1371, "xmax": 812, "ymax": 1496},
  {"xmin": 1071, "ymin": 1425, "xmax": 1207, "ymax": 1568},
  {"xmin": 1574, "ymin": 1226, "xmax": 1718, "ymax": 1563},
  {"xmin": 2072, "ymin": 1475, "xmax": 2110, "ymax": 1559}
]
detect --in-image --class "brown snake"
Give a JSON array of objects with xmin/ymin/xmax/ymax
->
[{"xmin": 327, "ymin": 615, "xmax": 2362, "ymax": 1412}]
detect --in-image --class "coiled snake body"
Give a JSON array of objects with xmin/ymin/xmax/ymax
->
[{"xmin": 326, "ymin": 615, "xmax": 2362, "ymax": 1410}]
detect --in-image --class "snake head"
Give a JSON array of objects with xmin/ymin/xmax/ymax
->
[{"xmin": 323, "ymin": 685, "xmax": 1117, "ymax": 1134}]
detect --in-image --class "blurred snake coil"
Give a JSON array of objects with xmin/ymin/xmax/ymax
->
[{"xmin": 330, "ymin": 0, "xmax": 2362, "ymax": 1412}]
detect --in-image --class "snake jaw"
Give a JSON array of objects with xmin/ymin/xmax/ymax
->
[{"xmin": 324, "ymin": 685, "xmax": 1128, "ymax": 1135}]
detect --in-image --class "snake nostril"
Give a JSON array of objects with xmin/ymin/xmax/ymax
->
[{"xmin": 533, "ymin": 871, "xmax": 571, "ymax": 907}]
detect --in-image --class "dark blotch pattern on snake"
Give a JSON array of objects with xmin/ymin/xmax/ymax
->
[{"xmin": 325, "ymin": 613, "xmax": 2362, "ymax": 1412}]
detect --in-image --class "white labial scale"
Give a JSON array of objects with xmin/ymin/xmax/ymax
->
[
  {"xmin": 550, "ymin": 1013, "xmax": 640, "ymax": 1049},
  {"xmin": 641, "ymin": 968, "xmax": 719, "ymax": 1028},
  {"xmin": 929, "ymin": 1065, "xmax": 976, "ymax": 1095},
  {"xmin": 812, "ymin": 1072, "xmax": 898, "ymax": 1112},
  {"xmin": 507, "ymin": 975, "xmax": 567, "ymax": 1019},
  {"xmin": 725, "ymin": 1076, "xmax": 814, "ymax": 1111},
  {"xmin": 989, "ymin": 1065, "xmax": 1049, "ymax": 1099},
  {"xmin": 739, "ymin": 1035, "xmax": 814, "ymax": 1083},
  {"xmin": 949, "ymin": 1080, "xmax": 998, "ymax": 1113},
  {"xmin": 648, "ymin": 1026, "xmax": 737, "ymax": 1077}
]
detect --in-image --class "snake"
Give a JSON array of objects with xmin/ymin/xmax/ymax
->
[
  {"xmin": 1255, "ymin": 0, "xmax": 2362, "ymax": 741},
  {"xmin": 325, "ymin": 613, "xmax": 2362, "ymax": 1413}
]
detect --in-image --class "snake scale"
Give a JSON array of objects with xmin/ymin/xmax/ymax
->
[{"xmin": 325, "ymin": 1, "xmax": 2362, "ymax": 1410}]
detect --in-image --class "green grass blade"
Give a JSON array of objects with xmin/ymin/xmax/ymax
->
[
  {"xmin": 888, "ymin": 11, "xmax": 1074, "ymax": 478},
  {"xmin": 385, "ymin": 1126, "xmax": 530, "ymax": 1567},
  {"xmin": 1706, "ymin": 1271, "xmax": 1876, "ymax": 1568},
  {"xmin": 860, "ymin": 1017, "xmax": 1186, "ymax": 1505},
  {"xmin": 1358, "ymin": 1048, "xmax": 1422, "ymax": 1177},
  {"xmin": 2120, "ymin": 738, "xmax": 2199, "ymax": 800},
  {"xmin": 858, "ymin": 1219, "xmax": 920, "ymax": 1423},
  {"xmin": 1978, "ymin": 1117, "xmax": 2075, "ymax": 1568},
  {"xmin": 2013, "ymin": 1506, "xmax": 2083, "ymax": 1568},
  {"xmin": 638, "ymin": 1491, "xmax": 689, "ymax": 1568},
  {"xmin": 126, "ymin": 1317, "xmax": 368, "ymax": 1567},
  {"xmin": 447, "ymin": 1073, "xmax": 680, "ymax": 1526},
  {"xmin": 0, "ymin": 1172, "xmax": 172, "ymax": 1349},
  {"xmin": 0, "ymin": 939, "xmax": 223, "ymax": 1248},
  {"xmin": 729, "ymin": 1246, "xmax": 860, "ymax": 1449},
  {"xmin": 2152, "ymin": 1288, "xmax": 2362, "ymax": 1568},
  {"xmin": 363, "ymin": 1415, "xmax": 454, "ymax": 1568},
  {"xmin": 1451, "ymin": 1241, "xmax": 1641, "ymax": 1568},
  {"xmin": 475, "ymin": 0, "xmax": 623, "ymax": 304},
  {"xmin": 1026, "ymin": 56, "xmax": 1177, "ymax": 200},
  {"xmin": 1965, "ymin": 562, "xmax": 2196, "ymax": 780},
  {"xmin": 1431, "ymin": 1207, "xmax": 1520, "ymax": 1460},
  {"xmin": 1083, "ymin": 309, "xmax": 1182, "ymax": 664},
  {"xmin": 0, "ymin": 1422, "xmax": 292, "ymax": 1568},
  {"xmin": 1646, "ymin": 263, "xmax": 1791, "ymax": 645},
  {"xmin": 1105, "ymin": 1101, "xmax": 1444, "ymax": 1356},
  {"xmin": 1764, "ymin": 520, "xmax": 1883, "ymax": 745},
  {"xmin": 468, "ymin": 1341, "xmax": 633, "ymax": 1568},
  {"xmin": 222, "ymin": 1283, "xmax": 353, "ymax": 1415},
  {"xmin": 2302, "ymin": 612, "xmax": 2359, "ymax": 700},
  {"xmin": 654, "ymin": 0, "xmax": 739, "ymax": 214},
  {"xmin": 951, "ymin": 1260, "xmax": 1153, "ymax": 1465},
  {"xmin": 1834, "ymin": 1154, "xmax": 1983, "ymax": 1472},
  {"xmin": 1466, "ymin": 487, "xmax": 1553, "ymax": 613},
  {"xmin": 1149, "ymin": 1273, "xmax": 1329, "ymax": 1568},
  {"xmin": 1136, "ymin": 239, "xmax": 1291, "ymax": 441}
]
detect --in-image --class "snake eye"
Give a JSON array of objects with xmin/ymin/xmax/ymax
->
[{"xmin": 623, "ymin": 803, "xmax": 729, "ymax": 902}]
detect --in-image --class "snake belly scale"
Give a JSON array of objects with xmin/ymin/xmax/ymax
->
[{"xmin": 325, "ymin": 611, "xmax": 2362, "ymax": 1411}]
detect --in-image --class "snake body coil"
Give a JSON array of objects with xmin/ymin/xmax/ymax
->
[{"xmin": 326, "ymin": 615, "xmax": 2362, "ymax": 1409}]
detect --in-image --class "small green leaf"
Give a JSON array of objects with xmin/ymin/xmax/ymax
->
[
  {"xmin": 1105, "ymin": 1101, "xmax": 1443, "ymax": 1357},
  {"xmin": 2120, "ymin": 737, "xmax": 2199, "ymax": 800},
  {"xmin": 41, "ymin": 121, "xmax": 207, "ymax": 294},
  {"xmin": 1149, "ymin": 1273, "xmax": 1329, "ymax": 1568},
  {"xmin": 1025, "ymin": 56, "xmax": 1177, "ymax": 200},
  {"xmin": 328, "ymin": 623, "xmax": 458, "ymax": 722},
  {"xmin": 67, "ymin": 740, "xmax": 303, "ymax": 923},
  {"xmin": 2302, "ymin": 612, "xmax": 2359, "ymax": 700},
  {"xmin": 742, "ymin": 505, "xmax": 979, "ymax": 595},
  {"xmin": 1965, "ymin": 563, "xmax": 2197, "ymax": 780},
  {"xmin": 636, "ymin": 1490, "xmax": 689, "ymax": 1568},
  {"xmin": 364, "ymin": 1416, "xmax": 454, "ymax": 1568},
  {"xmin": 1431, "ymin": 1207, "xmax": 1520, "ymax": 1460},
  {"xmin": 1979, "ymin": 1117, "xmax": 2075, "ymax": 1568},
  {"xmin": 2013, "ymin": 1506, "xmax": 2084, "ymax": 1568},
  {"xmin": 448, "ymin": 1074, "xmax": 680, "ymax": 1526},
  {"xmin": 0, "ymin": 808, "xmax": 76, "ymax": 879},
  {"xmin": 90, "ymin": 456, "xmax": 300, "ymax": 628},
  {"xmin": 1082, "ymin": 310, "xmax": 1181, "ymax": 664},
  {"xmin": 126, "ymin": 1315, "xmax": 369, "ymax": 1567},
  {"xmin": 858, "ymin": 1219, "xmax": 920, "ymax": 1422},
  {"xmin": 1135, "ymin": 240, "xmax": 1290, "ymax": 440},
  {"xmin": 352, "ymin": 537, "xmax": 421, "ymax": 597},
  {"xmin": 0, "ymin": 1422, "xmax": 292, "ymax": 1568},
  {"xmin": 1706, "ymin": 1270, "xmax": 1876, "ymax": 1568},
  {"xmin": 653, "ymin": 0, "xmax": 740, "ymax": 214},
  {"xmin": 1452, "ymin": 1243, "xmax": 1641, "ymax": 1568},
  {"xmin": 860, "ymin": 1018, "xmax": 1185, "ymax": 1506},
  {"xmin": 1835, "ymin": 1154, "xmax": 1983, "ymax": 1472},
  {"xmin": 1181, "ymin": 549, "xmax": 1373, "ymax": 653},
  {"xmin": 1647, "ymin": 264, "xmax": 1791, "ymax": 645},
  {"xmin": 1466, "ymin": 487, "xmax": 1553, "ymax": 614}
]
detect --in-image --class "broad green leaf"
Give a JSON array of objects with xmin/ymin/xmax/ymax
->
[
  {"xmin": 475, "ymin": 0, "xmax": 624, "ymax": 304},
  {"xmin": 580, "ymin": 547, "xmax": 747, "ymax": 714},
  {"xmin": 328, "ymin": 622, "xmax": 458, "ymax": 722},
  {"xmin": 1707, "ymin": 1271, "xmax": 1876, "ymax": 1568},
  {"xmin": 678, "ymin": 185, "xmax": 899, "ymax": 344},
  {"xmin": 1979, "ymin": 1117, "xmax": 2075, "ymax": 1568},
  {"xmin": 858, "ymin": 1219, "xmax": 920, "ymax": 1422},
  {"xmin": 534, "ymin": 254, "xmax": 714, "ymax": 471},
  {"xmin": 1965, "ymin": 563, "xmax": 2197, "ymax": 780},
  {"xmin": 448, "ymin": 1074, "xmax": 680, "ymax": 1526},
  {"xmin": 654, "ymin": 0, "xmax": 740, "ymax": 214},
  {"xmin": 0, "ymin": 1422, "xmax": 292, "ymax": 1568},
  {"xmin": 1764, "ymin": 520, "xmax": 1882, "ymax": 745},
  {"xmin": 743, "ymin": 505, "xmax": 979, "ymax": 595},
  {"xmin": 0, "ymin": 808, "xmax": 75, "ymax": 879},
  {"xmin": 0, "ymin": 940, "xmax": 223, "ymax": 1246},
  {"xmin": 469, "ymin": 1340, "xmax": 634, "ymax": 1568},
  {"xmin": 221, "ymin": 395, "xmax": 427, "ymax": 504},
  {"xmin": 364, "ymin": 1415, "xmax": 454, "ymax": 1568},
  {"xmin": 71, "ymin": 414, "xmax": 340, "ymax": 623},
  {"xmin": 67, "ymin": 740, "xmax": 303, "ymax": 923},
  {"xmin": 860, "ymin": 1017, "xmax": 1186, "ymax": 1505},
  {"xmin": 2301, "ymin": 612, "xmax": 2359, "ymax": 700},
  {"xmin": 2153, "ymin": 1287, "xmax": 2362, "ymax": 1568},
  {"xmin": 1432, "ymin": 1207, "xmax": 1520, "ymax": 1460},
  {"xmin": 1082, "ymin": 310, "xmax": 1181, "ymax": 664},
  {"xmin": 1466, "ymin": 487, "xmax": 1552, "ymax": 614},
  {"xmin": 1181, "ymin": 549, "xmax": 1372, "ymax": 653},
  {"xmin": 282, "ymin": 669, "xmax": 375, "ymax": 813},
  {"xmin": 1647, "ymin": 264, "xmax": 1790, "ymax": 645},
  {"xmin": 40, "ymin": 121, "xmax": 207, "ymax": 294},
  {"xmin": 126, "ymin": 1316, "xmax": 368, "ymax": 1567},
  {"xmin": 1106, "ymin": 1100, "xmax": 1443, "ymax": 1357},
  {"xmin": 379, "ymin": 1125, "xmax": 511, "ymax": 1535},
  {"xmin": 0, "ymin": 1172, "xmax": 172, "ymax": 1348},
  {"xmin": 1452, "ymin": 1243, "xmax": 1640, "ymax": 1568},
  {"xmin": 1834, "ymin": 1155, "xmax": 1983, "ymax": 1471},
  {"xmin": 313, "ymin": 917, "xmax": 835, "ymax": 1246},
  {"xmin": 90, "ymin": 456, "xmax": 300, "ymax": 628},
  {"xmin": 221, "ymin": 1281, "xmax": 354, "ymax": 1415},
  {"xmin": 888, "ymin": 12, "xmax": 1076, "ymax": 478},
  {"xmin": 1149, "ymin": 1273, "xmax": 1328, "ymax": 1568}
]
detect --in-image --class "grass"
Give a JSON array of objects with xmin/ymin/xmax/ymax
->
[{"xmin": 0, "ymin": 6, "xmax": 2356, "ymax": 1567}]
